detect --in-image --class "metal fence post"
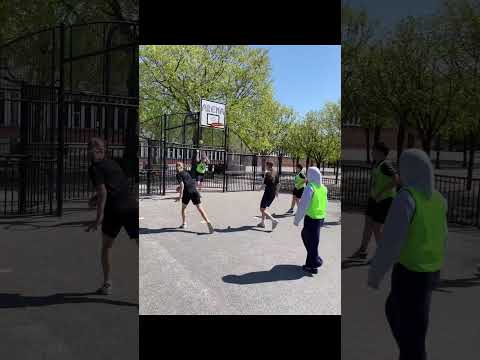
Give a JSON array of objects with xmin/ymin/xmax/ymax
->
[
  {"xmin": 222, "ymin": 123, "xmax": 228, "ymax": 192},
  {"xmin": 147, "ymin": 138, "xmax": 151, "ymax": 195},
  {"xmin": 252, "ymin": 155, "xmax": 257, "ymax": 191},
  {"xmin": 335, "ymin": 160, "xmax": 339, "ymax": 184},
  {"xmin": 278, "ymin": 153, "xmax": 283, "ymax": 176},
  {"xmin": 162, "ymin": 114, "xmax": 167, "ymax": 196},
  {"xmin": 476, "ymin": 179, "xmax": 480, "ymax": 228},
  {"xmin": 57, "ymin": 23, "xmax": 65, "ymax": 217}
]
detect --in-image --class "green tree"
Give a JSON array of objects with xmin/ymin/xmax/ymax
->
[
  {"xmin": 439, "ymin": 0, "xmax": 480, "ymax": 188},
  {"xmin": 140, "ymin": 45, "xmax": 273, "ymax": 145},
  {"xmin": 296, "ymin": 102, "xmax": 341, "ymax": 168}
]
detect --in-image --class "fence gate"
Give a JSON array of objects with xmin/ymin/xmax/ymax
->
[{"xmin": 0, "ymin": 21, "xmax": 139, "ymax": 216}]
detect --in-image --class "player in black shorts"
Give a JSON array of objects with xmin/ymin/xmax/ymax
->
[
  {"xmin": 85, "ymin": 137, "xmax": 138, "ymax": 295},
  {"xmin": 257, "ymin": 161, "xmax": 280, "ymax": 230},
  {"xmin": 192, "ymin": 150, "xmax": 209, "ymax": 192},
  {"xmin": 349, "ymin": 142, "xmax": 399, "ymax": 260},
  {"xmin": 175, "ymin": 162, "xmax": 214, "ymax": 233},
  {"xmin": 286, "ymin": 163, "xmax": 306, "ymax": 214}
]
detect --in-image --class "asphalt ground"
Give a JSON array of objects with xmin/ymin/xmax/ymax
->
[
  {"xmin": 139, "ymin": 190, "xmax": 341, "ymax": 315},
  {"xmin": 0, "ymin": 201, "xmax": 139, "ymax": 360},
  {"xmin": 341, "ymin": 209, "xmax": 480, "ymax": 359}
]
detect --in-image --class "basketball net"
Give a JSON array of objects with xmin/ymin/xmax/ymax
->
[{"xmin": 208, "ymin": 122, "xmax": 224, "ymax": 129}]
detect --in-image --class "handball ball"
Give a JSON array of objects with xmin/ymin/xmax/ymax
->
[
  {"xmin": 176, "ymin": 186, "xmax": 181, "ymax": 193},
  {"xmin": 199, "ymin": 140, "xmax": 204, "ymax": 145}
]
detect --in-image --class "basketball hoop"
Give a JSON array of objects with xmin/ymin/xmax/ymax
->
[
  {"xmin": 208, "ymin": 123, "xmax": 224, "ymax": 129},
  {"xmin": 201, "ymin": 99, "xmax": 226, "ymax": 129}
]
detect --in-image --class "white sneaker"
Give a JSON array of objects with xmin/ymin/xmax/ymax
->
[
  {"xmin": 257, "ymin": 222, "xmax": 266, "ymax": 228},
  {"xmin": 271, "ymin": 219, "xmax": 279, "ymax": 230},
  {"xmin": 179, "ymin": 224, "xmax": 187, "ymax": 229}
]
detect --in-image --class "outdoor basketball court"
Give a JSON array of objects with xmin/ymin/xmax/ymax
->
[
  {"xmin": 139, "ymin": 191, "xmax": 341, "ymax": 315},
  {"xmin": 0, "ymin": 202, "xmax": 138, "ymax": 359},
  {"xmin": 342, "ymin": 210, "xmax": 480, "ymax": 359}
]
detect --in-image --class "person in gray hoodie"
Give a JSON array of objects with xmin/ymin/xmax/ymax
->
[
  {"xmin": 294, "ymin": 167, "xmax": 328, "ymax": 274},
  {"xmin": 368, "ymin": 148, "xmax": 448, "ymax": 360}
]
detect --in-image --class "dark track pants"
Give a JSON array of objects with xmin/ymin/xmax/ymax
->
[
  {"xmin": 301, "ymin": 216, "xmax": 324, "ymax": 268},
  {"xmin": 386, "ymin": 263, "xmax": 440, "ymax": 360}
]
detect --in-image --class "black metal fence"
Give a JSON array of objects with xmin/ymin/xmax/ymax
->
[
  {"xmin": 0, "ymin": 22, "xmax": 139, "ymax": 216},
  {"xmin": 341, "ymin": 164, "xmax": 480, "ymax": 228},
  {"xmin": 139, "ymin": 142, "xmax": 342, "ymax": 201},
  {"xmin": 0, "ymin": 155, "xmax": 56, "ymax": 215}
]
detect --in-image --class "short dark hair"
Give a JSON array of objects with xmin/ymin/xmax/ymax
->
[
  {"xmin": 296, "ymin": 163, "xmax": 303, "ymax": 170},
  {"xmin": 374, "ymin": 142, "xmax": 389, "ymax": 156}
]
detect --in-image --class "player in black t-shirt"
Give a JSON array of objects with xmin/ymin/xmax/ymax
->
[
  {"xmin": 349, "ymin": 142, "xmax": 400, "ymax": 260},
  {"xmin": 175, "ymin": 162, "xmax": 214, "ymax": 233},
  {"xmin": 257, "ymin": 161, "xmax": 280, "ymax": 230},
  {"xmin": 85, "ymin": 137, "xmax": 138, "ymax": 295}
]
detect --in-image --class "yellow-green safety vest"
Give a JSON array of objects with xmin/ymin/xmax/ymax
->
[
  {"xmin": 371, "ymin": 160, "xmax": 396, "ymax": 201},
  {"xmin": 399, "ymin": 187, "xmax": 447, "ymax": 272},
  {"xmin": 294, "ymin": 171, "xmax": 306, "ymax": 190},
  {"xmin": 305, "ymin": 182, "xmax": 328, "ymax": 220},
  {"xmin": 196, "ymin": 162, "xmax": 207, "ymax": 174}
]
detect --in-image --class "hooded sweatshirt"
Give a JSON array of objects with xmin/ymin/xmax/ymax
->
[
  {"xmin": 368, "ymin": 149, "xmax": 448, "ymax": 288},
  {"xmin": 294, "ymin": 166, "xmax": 324, "ymax": 226}
]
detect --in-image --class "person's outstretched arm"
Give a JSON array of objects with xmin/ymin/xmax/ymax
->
[
  {"xmin": 368, "ymin": 190, "xmax": 415, "ymax": 289},
  {"xmin": 294, "ymin": 186, "xmax": 313, "ymax": 226}
]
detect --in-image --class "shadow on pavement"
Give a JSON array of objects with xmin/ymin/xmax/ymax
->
[
  {"xmin": 323, "ymin": 221, "xmax": 341, "ymax": 226},
  {"xmin": 150, "ymin": 197, "xmax": 178, "ymax": 201},
  {"xmin": 215, "ymin": 225, "xmax": 270, "ymax": 233},
  {"xmin": 2, "ymin": 220, "xmax": 93, "ymax": 231},
  {"xmin": 139, "ymin": 227, "xmax": 207, "ymax": 236},
  {"xmin": 252, "ymin": 215, "xmax": 340, "ymax": 227},
  {"xmin": 434, "ymin": 274, "xmax": 480, "ymax": 292},
  {"xmin": 222, "ymin": 264, "xmax": 312, "ymax": 284},
  {"xmin": 272, "ymin": 213, "xmax": 295, "ymax": 219},
  {"xmin": 0, "ymin": 292, "xmax": 138, "ymax": 308},
  {"xmin": 341, "ymin": 259, "xmax": 370, "ymax": 270}
]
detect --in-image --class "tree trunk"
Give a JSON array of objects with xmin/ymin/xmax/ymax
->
[
  {"xmin": 463, "ymin": 135, "xmax": 468, "ymax": 168},
  {"xmin": 373, "ymin": 124, "xmax": 382, "ymax": 146},
  {"xmin": 365, "ymin": 127, "xmax": 371, "ymax": 164},
  {"xmin": 421, "ymin": 137, "xmax": 431, "ymax": 158}
]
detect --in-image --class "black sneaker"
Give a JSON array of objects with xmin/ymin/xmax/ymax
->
[
  {"xmin": 302, "ymin": 265, "xmax": 318, "ymax": 274},
  {"xmin": 286, "ymin": 208, "xmax": 294, "ymax": 214},
  {"xmin": 96, "ymin": 282, "xmax": 112, "ymax": 295},
  {"xmin": 348, "ymin": 249, "xmax": 368, "ymax": 260}
]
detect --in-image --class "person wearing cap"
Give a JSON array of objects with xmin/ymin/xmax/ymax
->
[
  {"xmin": 293, "ymin": 166, "xmax": 328, "ymax": 274},
  {"xmin": 349, "ymin": 142, "xmax": 399, "ymax": 260},
  {"xmin": 368, "ymin": 148, "xmax": 448, "ymax": 360}
]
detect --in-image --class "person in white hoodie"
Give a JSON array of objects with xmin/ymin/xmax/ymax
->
[
  {"xmin": 293, "ymin": 167, "xmax": 328, "ymax": 274},
  {"xmin": 368, "ymin": 149, "xmax": 448, "ymax": 360}
]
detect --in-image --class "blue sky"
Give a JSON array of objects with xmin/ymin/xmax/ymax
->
[
  {"xmin": 251, "ymin": 45, "xmax": 341, "ymax": 118},
  {"xmin": 345, "ymin": 0, "xmax": 441, "ymax": 33}
]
